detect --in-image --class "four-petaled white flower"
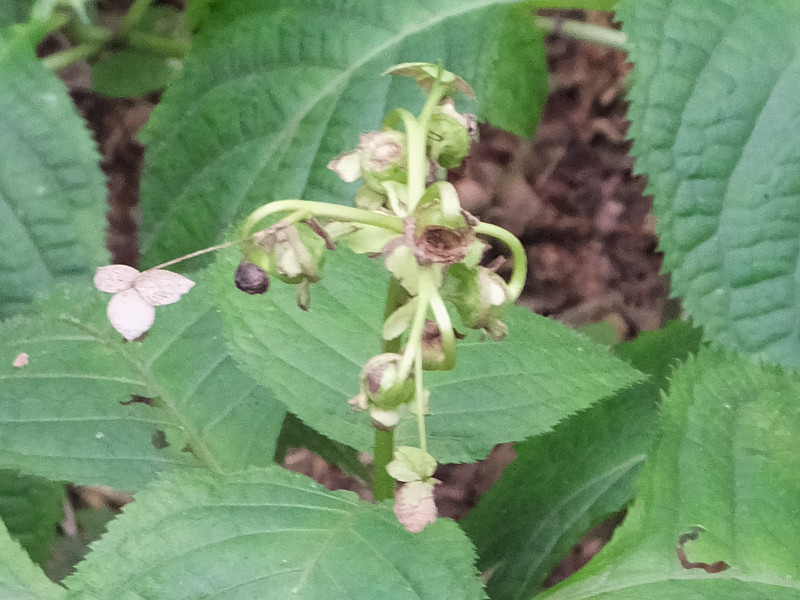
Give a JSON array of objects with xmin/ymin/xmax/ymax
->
[{"xmin": 94, "ymin": 265, "xmax": 195, "ymax": 341}]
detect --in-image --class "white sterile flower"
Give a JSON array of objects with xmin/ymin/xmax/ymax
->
[{"xmin": 94, "ymin": 265, "xmax": 195, "ymax": 341}]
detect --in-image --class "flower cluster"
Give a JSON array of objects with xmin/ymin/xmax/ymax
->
[
  {"xmin": 229, "ymin": 63, "xmax": 527, "ymax": 532},
  {"xmin": 94, "ymin": 63, "xmax": 527, "ymax": 533}
]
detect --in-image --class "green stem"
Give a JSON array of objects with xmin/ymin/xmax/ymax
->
[
  {"xmin": 535, "ymin": 16, "xmax": 628, "ymax": 51},
  {"xmin": 120, "ymin": 0, "xmax": 156, "ymax": 34},
  {"xmin": 37, "ymin": 13, "xmax": 70, "ymax": 39},
  {"xmin": 70, "ymin": 22, "xmax": 113, "ymax": 44},
  {"xmin": 398, "ymin": 78, "xmax": 450, "ymax": 215},
  {"xmin": 427, "ymin": 292, "xmax": 456, "ymax": 370},
  {"xmin": 418, "ymin": 78, "xmax": 448, "ymax": 125},
  {"xmin": 475, "ymin": 222, "xmax": 528, "ymax": 302},
  {"xmin": 413, "ymin": 350, "xmax": 427, "ymax": 452},
  {"xmin": 127, "ymin": 30, "xmax": 190, "ymax": 58},
  {"xmin": 42, "ymin": 42, "xmax": 101, "ymax": 70},
  {"xmin": 373, "ymin": 429, "xmax": 395, "ymax": 501},
  {"xmin": 394, "ymin": 109, "xmax": 426, "ymax": 214},
  {"xmin": 397, "ymin": 275, "xmax": 432, "ymax": 380},
  {"xmin": 242, "ymin": 200, "xmax": 403, "ymax": 238},
  {"xmin": 382, "ymin": 278, "xmax": 410, "ymax": 353}
]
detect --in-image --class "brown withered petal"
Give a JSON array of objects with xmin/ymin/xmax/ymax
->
[
  {"xmin": 415, "ymin": 226, "xmax": 472, "ymax": 264},
  {"xmin": 421, "ymin": 320, "xmax": 446, "ymax": 369},
  {"xmin": 366, "ymin": 365, "xmax": 384, "ymax": 396},
  {"xmin": 421, "ymin": 320, "xmax": 443, "ymax": 353},
  {"xmin": 235, "ymin": 262, "xmax": 270, "ymax": 295}
]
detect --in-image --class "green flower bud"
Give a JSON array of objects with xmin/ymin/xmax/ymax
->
[
  {"xmin": 427, "ymin": 99, "xmax": 472, "ymax": 169},
  {"xmin": 353, "ymin": 185, "xmax": 388, "ymax": 211},
  {"xmin": 274, "ymin": 223, "xmax": 326, "ymax": 284},
  {"xmin": 360, "ymin": 130, "xmax": 407, "ymax": 192},
  {"xmin": 359, "ymin": 353, "xmax": 415, "ymax": 410},
  {"xmin": 445, "ymin": 264, "xmax": 510, "ymax": 340},
  {"xmin": 247, "ymin": 222, "xmax": 327, "ymax": 285},
  {"xmin": 327, "ymin": 130, "xmax": 407, "ymax": 193}
]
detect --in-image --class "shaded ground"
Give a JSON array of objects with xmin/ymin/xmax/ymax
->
[{"xmin": 60, "ymin": 8, "xmax": 663, "ymax": 589}]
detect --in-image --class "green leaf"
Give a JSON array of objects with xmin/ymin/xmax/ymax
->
[
  {"xmin": 91, "ymin": 49, "xmax": 179, "ymax": 98},
  {"xmin": 92, "ymin": 5, "xmax": 186, "ymax": 97},
  {"xmin": 138, "ymin": 0, "xmax": 609, "ymax": 266},
  {"xmin": 462, "ymin": 320, "xmax": 702, "ymax": 600},
  {"xmin": 614, "ymin": 318, "xmax": 704, "ymax": 389},
  {"xmin": 64, "ymin": 466, "xmax": 484, "ymax": 600},
  {"xmin": 212, "ymin": 246, "xmax": 643, "ymax": 463},
  {"xmin": 540, "ymin": 348, "xmax": 800, "ymax": 599},
  {"xmin": 0, "ymin": 0, "xmax": 31, "ymax": 27},
  {"xmin": 0, "ymin": 26, "xmax": 107, "ymax": 319},
  {"xmin": 620, "ymin": 0, "xmax": 800, "ymax": 371},
  {"xmin": 0, "ymin": 516, "xmax": 64, "ymax": 600},
  {"xmin": 0, "ymin": 270, "xmax": 285, "ymax": 490},
  {"xmin": 473, "ymin": 4, "xmax": 548, "ymax": 138},
  {"xmin": 0, "ymin": 470, "xmax": 65, "ymax": 566}
]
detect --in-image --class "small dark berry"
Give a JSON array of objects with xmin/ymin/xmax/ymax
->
[{"xmin": 235, "ymin": 262, "xmax": 270, "ymax": 294}]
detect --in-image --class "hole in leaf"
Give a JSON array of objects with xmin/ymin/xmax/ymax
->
[
  {"xmin": 676, "ymin": 526, "xmax": 729, "ymax": 573},
  {"xmin": 120, "ymin": 395, "xmax": 155, "ymax": 407},
  {"xmin": 151, "ymin": 429, "xmax": 169, "ymax": 450}
]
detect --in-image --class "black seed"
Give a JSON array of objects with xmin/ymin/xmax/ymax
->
[{"xmin": 235, "ymin": 262, "xmax": 270, "ymax": 294}]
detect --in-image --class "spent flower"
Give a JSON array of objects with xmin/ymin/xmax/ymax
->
[
  {"xmin": 388, "ymin": 447, "xmax": 440, "ymax": 533},
  {"xmin": 349, "ymin": 353, "xmax": 416, "ymax": 430},
  {"xmin": 94, "ymin": 265, "xmax": 194, "ymax": 341},
  {"xmin": 394, "ymin": 480, "xmax": 438, "ymax": 533},
  {"xmin": 444, "ymin": 264, "xmax": 511, "ymax": 340},
  {"xmin": 327, "ymin": 130, "xmax": 407, "ymax": 192}
]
